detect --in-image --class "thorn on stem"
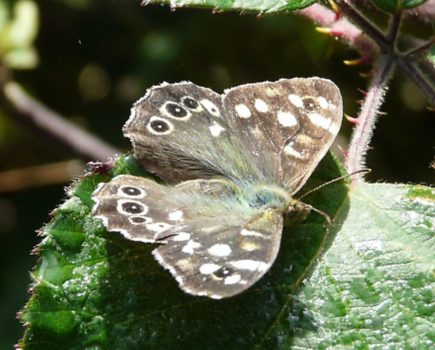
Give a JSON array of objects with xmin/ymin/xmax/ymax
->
[
  {"xmin": 345, "ymin": 114, "xmax": 360, "ymax": 125},
  {"xmin": 357, "ymin": 88, "xmax": 368, "ymax": 96},
  {"xmin": 343, "ymin": 54, "xmax": 370, "ymax": 66},
  {"xmin": 327, "ymin": 0, "xmax": 341, "ymax": 20},
  {"xmin": 315, "ymin": 26, "xmax": 342, "ymax": 38},
  {"xmin": 316, "ymin": 26, "xmax": 332, "ymax": 35},
  {"xmin": 31, "ymin": 247, "xmax": 40, "ymax": 255},
  {"xmin": 359, "ymin": 69, "xmax": 375, "ymax": 78},
  {"xmin": 337, "ymin": 144, "xmax": 348, "ymax": 158}
]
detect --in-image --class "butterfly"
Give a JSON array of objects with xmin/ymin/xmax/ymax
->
[{"xmin": 91, "ymin": 78, "xmax": 343, "ymax": 299}]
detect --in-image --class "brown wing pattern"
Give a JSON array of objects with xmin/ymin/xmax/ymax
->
[
  {"xmin": 92, "ymin": 175, "xmax": 283, "ymax": 299},
  {"xmin": 223, "ymin": 78, "xmax": 342, "ymax": 193}
]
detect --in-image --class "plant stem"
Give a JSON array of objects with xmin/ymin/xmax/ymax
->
[
  {"xmin": 397, "ymin": 57, "xmax": 435, "ymax": 105},
  {"xmin": 0, "ymin": 160, "xmax": 84, "ymax": 193},
  {"xmin": 298, "ymin": 3, "xmax": 378, "ymax": 58},
  {"xmin": 337, "ymin": 0, "xmax": 435, "ymax": 104},
  {"xmin": 336, "ymin": 0, "xmax": 389, "ymax": 49},
  {"xmin": 345, "ymin": 55, "xmax": 396, "ymax": 180},
  {"xmin": 1, "ymin": 81, "xmax": 119, "ymax": 161}
]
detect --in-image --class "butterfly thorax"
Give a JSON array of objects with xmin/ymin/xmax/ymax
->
[{"xmin": 242, "ymin": 183, "xmax": 291, "ymax": 211}]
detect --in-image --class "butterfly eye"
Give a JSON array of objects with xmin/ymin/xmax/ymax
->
[
  {"xmin": 181, "ymin": 96, "xmax": 202, "ymax": 112},
  {"xmin": 146, "ymin": 116, "xmax": 174, "ymax": 135},
  {"xmin": 116, "ymin": 199, "xmax": 149, "ymax": 215},
  {"xmin": 160, "ymin": 102, "xmax": 191, "ymax": 121}
]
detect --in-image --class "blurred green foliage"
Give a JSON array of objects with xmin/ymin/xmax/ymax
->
[
  {"xmin": 0, "ymin": 0, "xmax": 39, "ymax": 69},
  {"xmin": 0, "ymin": 0, "xmax": 433, "ymax": 348}
]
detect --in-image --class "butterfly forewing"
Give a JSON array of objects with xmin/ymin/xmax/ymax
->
[
  {"xmin": 223, "ymin": 78, "xmax": 342, "ymax": 192},
  {"xmin": 123, "ymin": 82, "xmax": 228, "ymax": 182},
  {"xmin": 92, "ymin": 175, "xmax": 283, "ymax": 298}
]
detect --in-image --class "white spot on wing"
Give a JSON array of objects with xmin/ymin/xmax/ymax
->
[
  {"xmin": 307, "ymin": 112, "xmax": 332, "ymax": 129},
  {"xmin": 209, "ymin": 121, "xmax": 225, "ymax": 137},
  {"xmin": 230, "ymin": 260, "xmax": 269, "ymax": 271},
  {"xmin": 172, "ymin": 232, "xmax": 191, "ymax": 241},
  {"xmin": 254, "ymin": 99, "xmax": 268, "ymax": 112},
  {"xmin": 224, "ymin": 274, "xmax": 241, "ymax": 285},
  {"xmin": 288, "ymin": 94, "xmax": 303, "ymax": 107},
  {"xmin": 317, "ymin": 96, "xmax": 329, "ymax": 109},
  {"xmin": 235, "ymin": 104, "xmax": 251, "ymax": 118},
  {"xmin": 168, "ymin": 210, "xmax": 183, "ymax": 221},
  {"xmin": 240, "ymin": 229, "xmax": 264, "ymax": 238},
  {"xmin": 199, "ymin": 263, "xmax": 221, "ymax": 275},
  {"xmin": 329, "ymin": 122, "xmax": 341, "ymax": 135},
  {"xmin": 277, "ymin": 111, "xmax": 297, "ymax": 127},
  {"xmin": 208, "ymin": 243, "xmax": 232, "ymax": 257},
  {"xmin": 146, "ymin": 222, "xmax": 173, "ymax": 233},
  {"xmin": 328, "ymin": 103, "xmax": 337, "ymax": 111},
  {"xmin": 240, "ymin": 240, "xmax": 260, "ymax": 251},
  {"xmin": 284, "ymin": 143, "xmax": 304, "ymax": 159},
  {"xmin": 182, "ymin": 240, "xmax": 201, "ymax": 255},
  {"xmin": 201, "ymin": 99, "xmax": 220, "ymax": 117}
]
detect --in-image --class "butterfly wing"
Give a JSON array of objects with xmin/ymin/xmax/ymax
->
[
  {"xmin": 92, "ymin": 175, "xmax": 283, "ymax": 299},
  {"xmin": 123, "ymin": 82, "xmax": 261, "ymax": 184},
  {"xmin": 153, "ymin": 210, "xmax": 283, "ymax": 299},
  {"xmin": 223, "ymin": 77, "xmax": 343, "ymax": 193},
  {"xmin": 124, "ymin": 79, "xmax": 342, "ymax": 190}
]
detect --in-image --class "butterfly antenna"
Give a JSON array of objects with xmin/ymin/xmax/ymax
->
[{"xmin": 297, "ymin": 168, "xmax": 371, "ymax": 201}]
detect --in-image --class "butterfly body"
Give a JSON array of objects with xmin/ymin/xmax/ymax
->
[{"xmin": 92, "ymin": 78, "xmax": 342, "ymax": 299}]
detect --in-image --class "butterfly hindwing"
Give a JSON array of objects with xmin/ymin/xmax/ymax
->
[
  {"xmin": 92, "ymin": 175, "xmax": 283, "ymax": 298},
  {"xmin": 92, "ymin": 175, "xmax": 177, "ymax": 242},
  {"xmin": 153, "ymin": 211, "xmax": 283, "ymax": 299}
]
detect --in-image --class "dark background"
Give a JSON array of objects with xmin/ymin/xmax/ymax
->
[{"xmin": 0, "ymin": 0, "xmax": 433, "ymax": 347}]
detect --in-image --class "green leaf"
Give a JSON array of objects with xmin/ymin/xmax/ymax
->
[
  {"xmin": 18, "ymin": 154, "xmax": 434, "ymax": 349},
  {"xmin": 373, "ymin": 0, "xmax": 428, "ymax": 13},
  {"xmin": 289, "ymin": 183, "xmax": 435, "ymax": 349},
  {"xmin": 19, "ymin": 153, "xmax": 347, "ymax": 349},
  {"xmin": 144, "ymin": 0, "xmax": 317, "ymax": 14}
]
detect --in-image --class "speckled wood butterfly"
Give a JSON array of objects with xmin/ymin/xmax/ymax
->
[{"xmin": 92, "ymin": 78, "xmax": 342, "ymax": 299}]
